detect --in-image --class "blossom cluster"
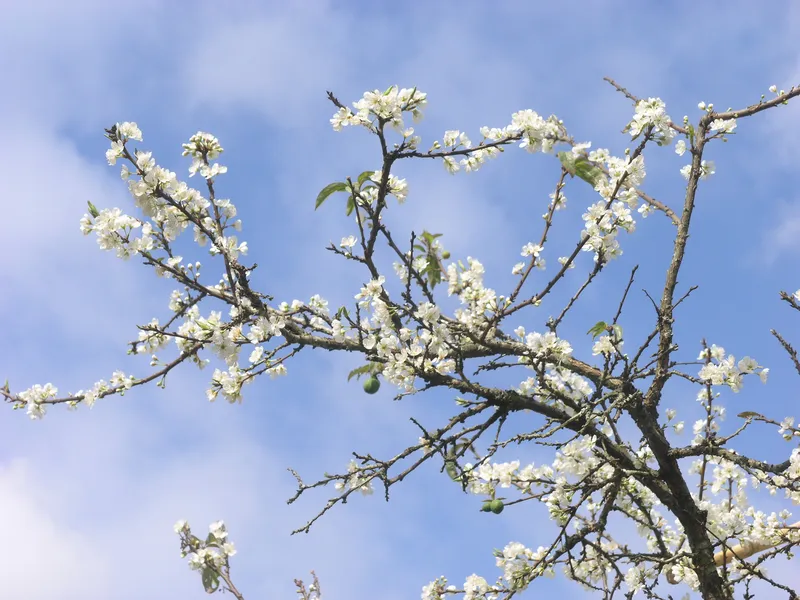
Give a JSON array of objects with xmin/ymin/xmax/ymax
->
[
  {"xmin": 330, "ymin": 86, "xmax": 428, "ymax": 133},
  {"xmin": 174, "ymin": 519, "xmax": 237, "ymax": 594},
  {"xmin": 697, "ymin": 344, "xmax": 769, "ymax": 393}
]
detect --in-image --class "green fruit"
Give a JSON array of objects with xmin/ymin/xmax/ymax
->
[
  {"xmin": 489, "ymin": 499, "xmax": 504, "ymax": 514},
  {"xmin": 480, "ymin": 501, "xmax": 493, "ymax": 512},
  {"xmin": 363, "ymin": 377, "xmax": 380, "ymax": 394},
  {"xmin": 442, "ymin": 251, "xmax": 451, "ymax": 260}
]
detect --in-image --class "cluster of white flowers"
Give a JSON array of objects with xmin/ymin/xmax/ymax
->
[
  {"xmin": 330, "ymin": 86, "xmax": 427, "ymax": 133},
  {"xmin": 368, "ymin": 170, "xmax": 409, "ymax": 203},
  {"xmin": 104, "ymin": 121, "xmax": 142, "ymax": 164},
  {"xmin": 520, "ymin": 329, "xmax": 573, "ymax": 364},
  {"xmin": 182, "ymin": 131, "xmax": 226, "ymax": 178},
  {"xmin": 664, "ymin": 407, "xmax": 686, "ymax": 435},
  {"xmin": 19, "ymin": 372, "xmax": 140, "ymax": 419},
  {"xmin": 334, "ymin": 459, "xmax": 375, "ymax": 496},
  {"xmin": 464, "ymin": 460, "xmax": 523, "ymax": 495},
  {"xmin": 512, "ymin": 242, "xmax": 546, "ymax": 275},
  {"xmin": 626, "ymin": 97, "xmax": 675, "ymax": 144},
  {"xmin": 462, "ymin": 574, "xmax": 493, "ymax": 600},
  {"xmin": 352, "ymin": 275, "xmax": 457, "ymax": 391},
  {"xmin": 592, "ymin": 327, "xmax": 624, "ymax": 357},
  {"xmin": 447, "ymin": 440, "xmax": 800, "ymax": 595},
  {"xmin": 697, "ymin": 344, "xmax": 769, "ymax": 393},
  {"xmin": 511, "ymin": 109, "xmax": 565, "ymax": 155},
  {"xmin": 18, "ymin": 383, "xmax": 57, "ymax": 419},
  {"xmin": 84, "ymin": 126, "xmax": 247, "ymax": 268},
  {"xmin": 445, "ymin": 258, "xmax": 503, "ymax": 333},
  {"xmin": 440, "ymin": 110, "xmax": 565, "ymax": 175},
  {"xmin": 79, "ymin": 207, "xmax": 150, "ymax": 259},
  {"xmin": 174, "ymin": 519, "xmax": 237, "ymax": 578},
  {"xmin": 421, "ymin": 544, "xmax": 552, "ymax": 599},
  {"xmin": 709, "ymin": 118, "xmax": 737, "ymax": 134},
  {"xmin": 331, "ymin": 89, "xmax": 674, "ymax": 264},
  {"xmin": 778, "ymin": 416, "xmax": 799, "ymax": 441},
  {"xmin": 496, "ymin": 542, "xmax": 553, "ymax": 590},
  {"xmin": 573, "ymin": 149, "xmax": 645, "ymax": 261},
  {"xmin": 70, "ymin": 379, "xmax": 111, "ymax": 410},
  {"xmin": 421, "ymin": 576, "xmax": 453, "ymax": 600},
  {"xmin": 680, "ymin": 159, "xmax": 715, "ymax": 181}
]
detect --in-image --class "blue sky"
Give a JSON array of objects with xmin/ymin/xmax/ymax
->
[{"xmin": 2, "ymin": 1, "xmax": 800, "ymax": 599}]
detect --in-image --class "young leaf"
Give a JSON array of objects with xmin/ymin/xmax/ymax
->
[
  {"xmin": 558, "ymin": 151, "xmax": 577, "ymax": 176},
  {"xmin": 421, "ymin": 230, "xmax": 443, "ymax": 245},
  {"xmin": 201, "ymin": 567, "xmax": 220, "ymax": 594},
  {"xmin": 737, "ymin": 411, "xmax": 765, "ymax": 420},
  {"xmin": 87, "ymin": 201, "xmax": 100, "ymax": 218},
  {"xmin": 315, "ymin": 182, "xmax": 348, "ymax": 210},
  {"xmin": 587, "ymin": 321, "xmax": 608, "ymax": 339},
  {"xmin": 574, "ymin": 158, "xmax": 605, "ymax": 187},
  {"xmin": 347, "ymin": 364, "xmax": 373, "ymax": 382},
  {"xmin": 425, "ymin": 255, "xmax": 443, "ymax": 289},
  {"xmin": 357, "ymin": 171, "xmax": 377, "ymax": 187}
]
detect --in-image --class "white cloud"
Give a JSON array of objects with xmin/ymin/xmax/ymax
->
[
  {"xmin": 757, "ymin": 199, "xmax": 800, "ymax": 265},
  {"xmin": 179, "ymin": 1, "xmax": 379, "ymax": 126},
  {"xmin": 0, "ymin": 459, "xmax": 115, "ymax": 599}
]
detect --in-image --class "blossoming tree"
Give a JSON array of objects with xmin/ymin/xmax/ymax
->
[{"xmin": 4, "ymin": 80, "xmax": 800, "ymax": 600}]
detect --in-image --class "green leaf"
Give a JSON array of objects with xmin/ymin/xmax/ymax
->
[
  {"xmin": 558, "ymin": 151, "xmax": 577, "ymax": 176},
  {"xmin": 201, "ymin": 567, "xmax": 220, "ymax": 594},
  {"xmin": 587, "ymin": 321, "xmax": 608, "ymax": 339},
  {"xmin": 737, "ymin": 411, "xmax": 764, "ymax": 420},
  {"xmin": 347, "ymin": 364, "xmax": 373, "ymax": 382},
  {"xmin": 420, "ymin": 230, "xmax": 443, "ymax": 245},
  {"xmin": 315, "ymin": 182, "xmax": 348, "ymax": 210},
  {"xmin": 87, "ymin": 201, "xmax": 100, "ymax": 218},
  {"xmin": 425, "ymin": 256, "xmax": 443, "ymax": 289},
  {"xmin": 357, "ymin": 171, "xmax": 377, "ymax": 187},
  {"xmin": 574, "ymin": 158, "xmax": 605, "ymax": 187},
  {"xmin": 345, "ymin": 196, "xmax": 355, "ymax": 216}
]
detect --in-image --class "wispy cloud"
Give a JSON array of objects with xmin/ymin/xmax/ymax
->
[{"xmin": 758, "ymin": 199, "xmax": 800, "ymax": 265}]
